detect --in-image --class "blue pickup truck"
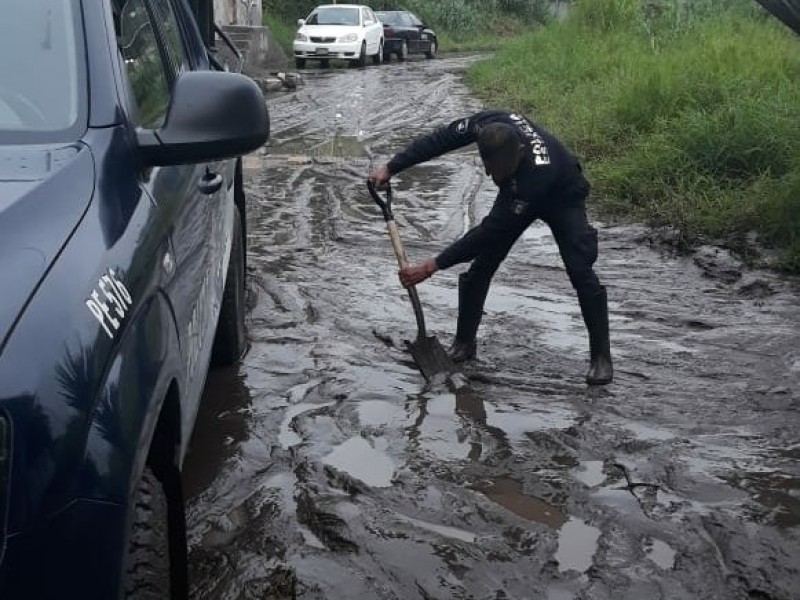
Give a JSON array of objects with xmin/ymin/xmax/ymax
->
[{"xmin": 0, "ymin": 0, "xmax": 269, "ymax": 597}]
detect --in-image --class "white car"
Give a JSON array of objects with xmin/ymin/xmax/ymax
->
[{"xmin": 293, "ymin": 4, "xmax": 384, "ymax": 68}]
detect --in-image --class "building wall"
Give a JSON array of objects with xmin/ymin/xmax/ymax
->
[{"xmin": 213, "ymin": 0, "xmax": 263, "ymax": 26}]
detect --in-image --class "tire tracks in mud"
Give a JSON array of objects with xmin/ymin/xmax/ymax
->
[{"xmin": 184, "ymin": 55, "xmax": 800, "ymax": 600}]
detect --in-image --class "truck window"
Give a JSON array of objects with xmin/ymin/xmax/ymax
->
[
  {"xmin": 149, "ymin": 0, "xmax": 189, "ymax": 78},
  {"xmin": 118, "ymin": 0, "xmax": 171, "ymax": 129}
]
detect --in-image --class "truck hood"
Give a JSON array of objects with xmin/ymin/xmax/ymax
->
[{"xmin": 0, "ymin": 143, "xmax": 95, "ymax": 351}]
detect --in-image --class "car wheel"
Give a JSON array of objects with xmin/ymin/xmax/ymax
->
[
  {"xmin": 397, "ymin": 40, "xmax": 408, "ymax": 61},
  {"xmin": 295, "ymin": 57, "xmax": 306, "ymax": 69},
  {"xmin": 122, "ymin": 467, "xmax": 173, "ymax": 599},
  {"xmin": 425, "ymin": 39, "xmax": 437, "ymax": 59},
  {"xmin": 357, "ymin": 41, "xmax": 367, "ymax": 68},
  {"xmin": 372, "ymin": 41, "xmax": 383, "ymax": 65},
  {"xmin": 211, "ymin": 204, "xmax": 246, "ymax": 366}
]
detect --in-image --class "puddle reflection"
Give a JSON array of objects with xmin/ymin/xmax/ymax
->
[
  {"xmin": 646, "ymin": 537, "xmax": 676, "ymax": 570},
  {"xmin": 554, "ymin": 517, "xmax": 601, "ymax": 573},
  {"xmin": 322, "ymin": 436, "xmax": 395, "ymax": 488},
  {"xmin": 182, "ymin": 366, "xmax": 251, "ymax": 500}
]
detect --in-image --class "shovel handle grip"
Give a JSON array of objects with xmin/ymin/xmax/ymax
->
[{"xmin": 367, "ymin": 179, "xmax": 393, "ymax": 221}]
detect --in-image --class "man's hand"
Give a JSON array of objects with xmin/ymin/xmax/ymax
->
[
  {"xmin": 370, "ymin": 164, "xmax": 392, "ymax": 186},
  {"xmin": 399, "ymin": 258, "xmax": 438, "ymax": 287}
]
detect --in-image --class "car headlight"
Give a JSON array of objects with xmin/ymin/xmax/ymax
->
[
  {"xmin": 295, "ymin": 32, "xmax": 308, "ymax": 42},
  {"xmin": 338, "ymin": 33, "xmax": 358, "ymax": 43}
]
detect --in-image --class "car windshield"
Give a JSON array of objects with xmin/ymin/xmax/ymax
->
[
  {"xmin": 376, "ymin": 11, "xmax": 404, "ymax": 25},
  {"xmin": 0, "ymin": 0, "xmax": 82, "ymax": 139},
  {"xmin": 307, "ymin": 7, "xmax": 360, "ymax": 26}
]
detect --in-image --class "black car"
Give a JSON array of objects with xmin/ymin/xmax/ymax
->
[{"xmin": 376, "ymin": 10, "xmax": 437, "ymax": 61}]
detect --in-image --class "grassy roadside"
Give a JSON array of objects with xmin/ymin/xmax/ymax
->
[
  {"xmin": 467, "ymin": 2, "xmax": 800, "ymax": 273},
  {"xmin": 263, "ymin": 12, "xmax": 295, "ymax": 56}
]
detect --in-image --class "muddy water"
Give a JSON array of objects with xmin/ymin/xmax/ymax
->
[{"xmin": 182, "ymin": 56, "xmax": 800, "ymax": 599}]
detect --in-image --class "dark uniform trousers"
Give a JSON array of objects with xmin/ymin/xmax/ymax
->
[{"xmin": 454, "ymin": 194, "xmax": 602, "ymax": 344}]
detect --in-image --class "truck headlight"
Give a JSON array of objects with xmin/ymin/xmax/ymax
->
[{"xmin": 338, "ymin": 33, "xmax": 358, "ymax": 43}]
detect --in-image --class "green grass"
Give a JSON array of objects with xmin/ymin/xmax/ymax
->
[
  {"xmin": 467, "ymin": 5, "xmax": 800, "ymax": 272},
  {"xmin": 263, "ymin": 11, "xmax": 295, "ymax": 55}
]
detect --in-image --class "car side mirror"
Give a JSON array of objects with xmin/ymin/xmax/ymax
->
[
  {"xmin": 297, "ymin": 18, "xmax": 305, "ymax": 27},
  {"xmin": 137, "ymin": 71, "xmax": 270, "ymax": 167}
]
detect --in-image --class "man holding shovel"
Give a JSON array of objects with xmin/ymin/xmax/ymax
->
[{"xmin": 369, "ymin": 109, "xmax": 613, "ymax": 385}]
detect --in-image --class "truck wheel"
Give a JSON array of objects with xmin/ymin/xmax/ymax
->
[
  {"xmin": 211, "ymin": 204, "xmax": 246, "ymax": 366},
  {"xmin": 123, "ymin": 468, "xmax": 172, "ymax": 599}
]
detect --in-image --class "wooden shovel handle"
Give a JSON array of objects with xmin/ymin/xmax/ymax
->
[{"xmin": 368, "ymin": 180, "xmax": 428, "ymax": 338}]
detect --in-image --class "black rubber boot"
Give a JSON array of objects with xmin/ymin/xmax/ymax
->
[
  {"xmin": 448, "ymin": 272, "xmax": 489, "ymax": 363},
  {"xmin": 578, "ymin": 286, "xmax": 613, "ymax": 385},
  {"xmin": 448, "ymin": 339, "xmax": 477, "ymax": 363}
]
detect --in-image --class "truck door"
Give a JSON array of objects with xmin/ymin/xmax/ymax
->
[{"xmin": 116, "ymin": 0, "xmax": 221, "ymax": 407}]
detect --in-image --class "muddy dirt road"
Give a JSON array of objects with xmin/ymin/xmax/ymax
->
[{"xmin": 183, "ymin": 55, "xmax": 800, "ymax": 599}]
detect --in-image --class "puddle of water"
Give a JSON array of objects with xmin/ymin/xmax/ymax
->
[
  {"xmin": 573, "ymin": 460, "xmax": 605, "ymax": 487},
  {"xmin": 393, "ymin": 513, "xmax": 477, "ymax": 543},
  {"xmin": 473, "ymin": 477, "xmax": 567, "ymax": 528},
  {"xmin": 554, "ymin": 517, "xmax": 601, "ymax": 573},
  {"xmin": 356, "ymin": 399, "xmax": 405, "ymax": 428},
  {"xmin": 269, "ymin": 134, "xmax": 367, "ymax": 159},
  {"xmin": 279, "ymin": 401, "xmax": 336, "ymax": 449},
  {"xmin": 412, "ymin": 393, "xmax": 475, "ymax": 461},
  {"xmin": 322, "ymin": 436, "xmax": 395, "ymax": 488},
  {"xmin": 485, "ymin": 403, "xmax": 577, "ymax": 443},
  {"xmin": 646, "ymin": 538, "xmax": 676, "ymax": 570},
  {"xmin": 546, "ymin": 578, "xmax": 588, "ymax": 600}
]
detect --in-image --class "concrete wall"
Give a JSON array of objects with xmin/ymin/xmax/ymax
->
[{"xmin": 213, "ymin": 0, "xmax": 263, "ymax": 26}]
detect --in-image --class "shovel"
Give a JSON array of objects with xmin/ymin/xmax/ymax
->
[{"xmin": 367, "ymin": 179, "xmax": 456, "ymax": 381}]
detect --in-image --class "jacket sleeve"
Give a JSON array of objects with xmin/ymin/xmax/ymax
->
[{"xmin": 387, "ymin": 115, "xmax": 480, "ymax": 174}]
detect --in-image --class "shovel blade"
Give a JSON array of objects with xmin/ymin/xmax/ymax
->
[{"xmin": 405, "ymin": 335, "xmax": 456, "ymax": 381}]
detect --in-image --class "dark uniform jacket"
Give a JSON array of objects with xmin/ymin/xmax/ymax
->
[{"xmin": 387, "ymin": 110, "xmax": 590, "ymax": 270}]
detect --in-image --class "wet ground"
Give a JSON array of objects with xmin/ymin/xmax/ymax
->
[{"xmin": 182, "ymin": 55, "xmax": 800, "ymax": 599}]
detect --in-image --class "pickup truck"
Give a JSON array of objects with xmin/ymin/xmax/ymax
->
[{"xmin": 0, "ymin": 0, "xmax": 269, "ymax": 598}]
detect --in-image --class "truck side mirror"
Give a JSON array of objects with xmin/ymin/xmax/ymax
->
[{"xmin": 137, "ymin": 71, "xmax": 270, "ymax": 167}]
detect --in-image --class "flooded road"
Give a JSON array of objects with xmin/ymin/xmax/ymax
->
[{"xmin": 183, "ymin": 55, "xmax": 800, "ymax": 599}]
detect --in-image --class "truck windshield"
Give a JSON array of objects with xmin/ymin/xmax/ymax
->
[{"xmin": 0, "ymin": 0, "xmax": 82, "ymax": 137}]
